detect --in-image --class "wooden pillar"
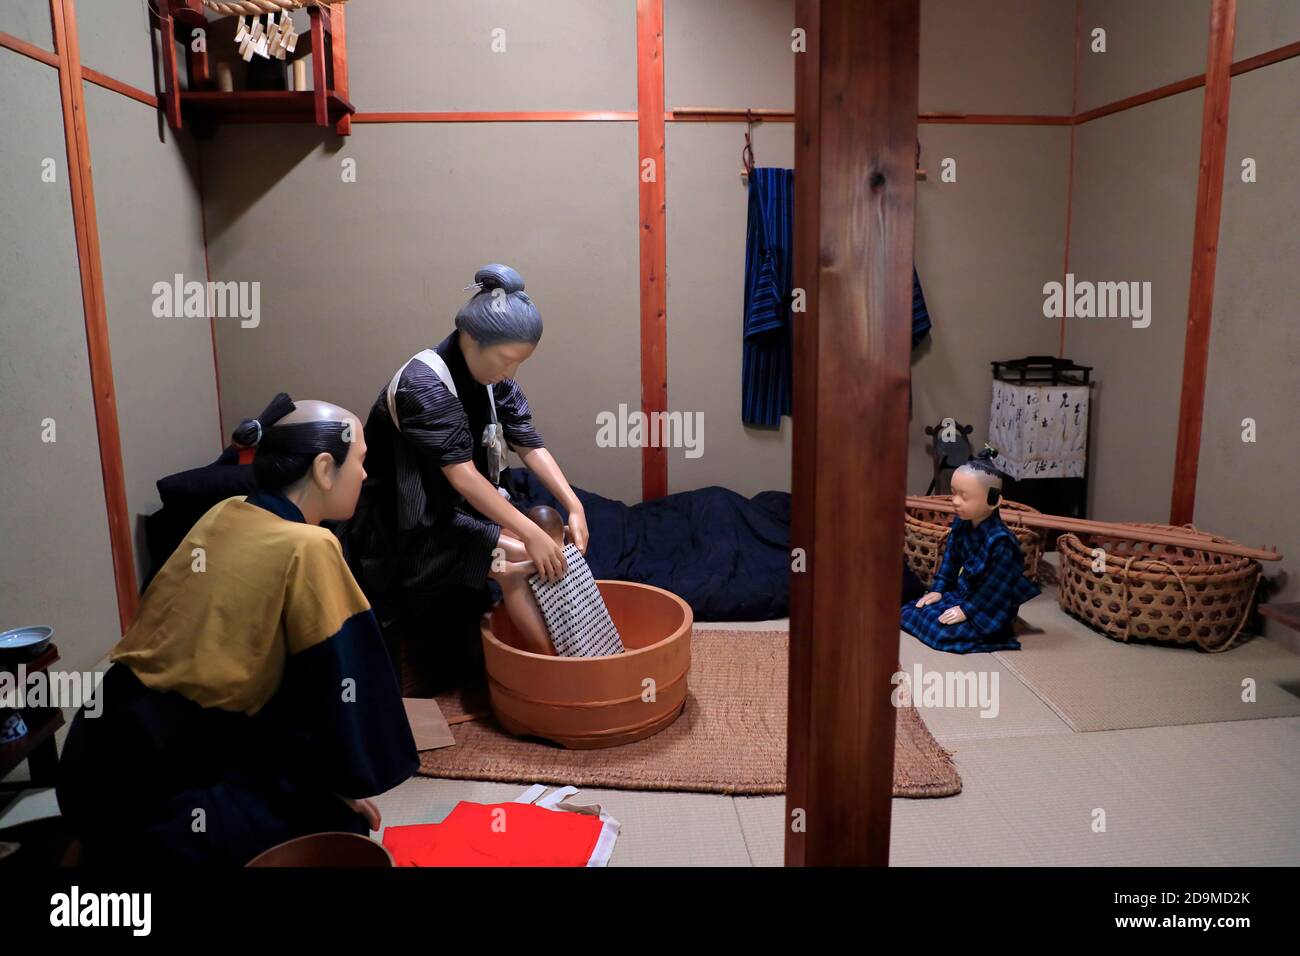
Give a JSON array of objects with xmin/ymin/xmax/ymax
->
[
  {"xmin": 51, "ymin": 0, "xmax": 139, "ymax": 633},
  {"xmin": 310, "ymin": 5, "xmax": 328, "ymax": 127},
  {"xmin": 635, "ymin": 0, "xmax": 668, "ymax": 501},
  {"xmin": 187, "ymin": 29, "xmax": 210, "ymax": 90},
  {"xmin": 786, "ymin": 0, "xmax": 919, "ymax": 867},
  {"xmin": 1170, "ymin": 0, "xmax": 1236, "ymax": 525},
  {"xmin": 172, "ymin": 0, "xmax": 210, "ymax": 91},
  {"xmin": 331, "ymin": 3, "xmax": 350, "ymax": 135},
  {"xmin": 160, "ymin": 7, "xmax": 181, "ymax": 129}
]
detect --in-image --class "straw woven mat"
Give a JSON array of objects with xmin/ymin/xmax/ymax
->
[{"xmin": 417, "ymin": 629, "xmax": 962, "ymax": 797}]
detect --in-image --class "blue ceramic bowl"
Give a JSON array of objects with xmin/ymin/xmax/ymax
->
[{"xmin": 0, "ymin": 625, "xmax": 53, "ymax": 660}]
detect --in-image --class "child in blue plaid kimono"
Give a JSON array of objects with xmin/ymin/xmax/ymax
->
[{"xmin": 901, "ymin": 452, "xmax": 1039, "ymax": 653}]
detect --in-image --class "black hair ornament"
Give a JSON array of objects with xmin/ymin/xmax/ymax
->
[
  {"xmin": 967, "ymin": 444, "xmax": 1006, "ymax": 507},
  {"xmin": 232, "ymin": 392, "xmax": 295, "ymax": 448}
]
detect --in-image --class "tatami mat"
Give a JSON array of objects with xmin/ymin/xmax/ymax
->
[
  {"xmin": 733, "ymin": 796, "xmax": 786, "ymax": 867},
  {"xmin": 585, "ymin": 789, "xmax": 751, "ymax": 866},
  {"xmin": 995, "ymin": 591, "xmax": 1300, "ymax": 731},
  {"xmin": 897, "ymin": 628, "xmax": 1074, "ymax": 741},
  {"xmin": 736, "ymin": 717, "xmax": 1300, "ymax": 866},
  {"xmin": 916, "ymin": 733, "xmax": 1228, "ymax": 865},
  {"xmin": 1086, "ymin": 716, "xmax": 1300, "ymax": 866},
  {"xmin": 898, "ymin": 718, "xmax": 1300, "ymax": 866}
]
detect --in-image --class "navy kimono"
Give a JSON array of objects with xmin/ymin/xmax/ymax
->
[
  {"xmin": 742, "ymin": 167, "xmax": 795, "ymax": 427},
  {"xmin": 899, "ymin": 511, "xmax": 1039, "ymax": 653},
  {"xmin": 341, "ymin": 329, "xmax": 546, "ymax": 692},
  {"xmin": 740, "ymin": 167, "xmax": 933, "ymax": 426},
  {"xmin": 345, "ymin": 329, "xmax": 545, "ymax": 602}
]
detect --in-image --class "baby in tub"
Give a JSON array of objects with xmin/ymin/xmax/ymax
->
[{"xmin": 497, "ymin": 506, "xmax": 625, "ymax": 658}]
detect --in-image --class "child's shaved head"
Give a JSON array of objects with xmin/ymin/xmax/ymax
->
[{"xmin": 526, "ymin": 505, "xmax": 566, "ymax": 544}]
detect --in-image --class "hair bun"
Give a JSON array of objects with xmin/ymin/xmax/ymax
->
[
  {"xmin": 966, "ymin": 444, "xmax": 1007, "ymax": 481},
  {"xmin": 473, "ymin": 263, "xmax": 524, "ymax": 295},
  {"xmin": 231, "ymin": 392, "xmax": 295, "ymax": 447}
]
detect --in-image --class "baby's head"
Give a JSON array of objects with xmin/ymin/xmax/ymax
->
[{"xmin": 526, "ymin": 505, "xmax": 566, "ymax": 545}]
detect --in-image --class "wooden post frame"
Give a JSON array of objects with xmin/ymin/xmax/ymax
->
[
  {"xmin": 330, "ymin": 3, "xmax": 349, "ymax": 135},
  {"xmin": 786, "ymin": 0, "xmax": 920, "ymax": 866},
  {"xmin": 636, "ymin": 0, "xmax": 668, "ymax": 502},
  {"xmin": 50, "ymin": 0, "xmax": 139, "ymax": 633},
  {"xmin": 309, "ymin": 4, "xmax": 329, "ymax": 128},
  {"xmin": 1170, "ymin": 0, "xmax": 1236, "ymax": 526},
  {"xmin": 160, "ymin": 7, "xmax": 182, "ymax": 129}
]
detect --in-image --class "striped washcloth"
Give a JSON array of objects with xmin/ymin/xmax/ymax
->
[{"xmin": 527, "ymin": 543, "xmax": 625, "ymax": 657}]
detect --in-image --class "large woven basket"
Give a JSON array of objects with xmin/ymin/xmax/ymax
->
[
  {"xmin": 1056, "ymin": 525, "xmax": 1261, "ymax": 652},
  {"xmin": 904, "ymin": 496, "xmax": 1044, "ymax": 587}
]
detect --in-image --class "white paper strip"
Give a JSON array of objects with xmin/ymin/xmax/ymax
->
[{"xmin": 512, "ymin": 784, "xmax": 549, "ymax": 805}]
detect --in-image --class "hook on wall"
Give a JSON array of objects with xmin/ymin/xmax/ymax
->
[{"xmin": 741, "ymin": 109, "xmax": 758, "ymax": 185}]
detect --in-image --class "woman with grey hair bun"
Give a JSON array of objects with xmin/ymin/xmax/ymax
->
[{"xmin": 342, "ymin": 264, "xmax": 589, "ymax": 693}]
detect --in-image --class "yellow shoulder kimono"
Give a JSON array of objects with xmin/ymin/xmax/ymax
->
[{"xmin": 56, "ymin": 491, "xmax": 419, "ymax": 866}]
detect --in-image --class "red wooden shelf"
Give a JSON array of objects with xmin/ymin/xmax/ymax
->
[
  {"xmin": 2, "ymin": 645, "xmax": 58, "ymax": 676},
  {"xmin": 156, "ymin": 1, "xmax": 353, "ymax": 136},
  {"xmin": 181, "ymin": 90, "xmax": 356, "ymax": 125}
]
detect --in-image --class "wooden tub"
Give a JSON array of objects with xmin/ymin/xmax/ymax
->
[
  {"xmin": 480, "ymin": 580, "xmax": 693, "ymax": 749},
  {"xmin": 246, "ymin": 832, "xmax": 393, "ymax": 867}
]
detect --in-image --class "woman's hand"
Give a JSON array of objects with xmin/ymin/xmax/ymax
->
[
  {"xmin": 339, "ymin": 795, "xmax": 382, "ymax": 831},
  {"xmin": 916, "ymin": 591, "xmax": 943, "ymax": 608},
  {"xmin": 524, "ymin": 525, "xmax": 566, "ymax": 582},
  {"xmin": 515, "ymin": 447, "xmax": 588, "ymax": 554},
  {"xmin": 565, "ymin": 506, "xmax": 589, "ymax": 553}
]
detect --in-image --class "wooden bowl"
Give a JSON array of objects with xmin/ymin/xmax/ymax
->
[
  {"xmin": 245, "ymin": 831, "xmax": 392, "ymax": 867},
  {"xmin": 480, "ymin": 581, "xmax": 693, "ymax": 749}
]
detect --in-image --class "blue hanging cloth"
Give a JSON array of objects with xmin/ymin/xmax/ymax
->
[
  {"xmin": 742, "ymin": 167, "xmax": 795, "ymax": 428},
  {"xmin": 741, "ymin": 168, "xmax": 931, "ymax": 426},
  {"xmin": 911, "ymin": 266, "xmax": 932, "ymax": 347}
]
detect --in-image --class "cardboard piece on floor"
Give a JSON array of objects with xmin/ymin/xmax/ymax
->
[{"xmin": 402, "ymin": 697, "xmax": 455, "ymax": 752}]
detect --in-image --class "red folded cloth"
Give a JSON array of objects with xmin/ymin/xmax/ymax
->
[{"xmin": 382, "ymin": 801, "xmax": 606, "ymax": 867}]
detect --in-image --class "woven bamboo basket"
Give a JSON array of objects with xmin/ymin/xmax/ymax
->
[
  {"xmin": 904, "ymin": 495, "xmax": 1044, "ymax": 587},
  {"xmin": 1056, "ymin": 525, "xmax": 1261, "ymax": 651}
]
